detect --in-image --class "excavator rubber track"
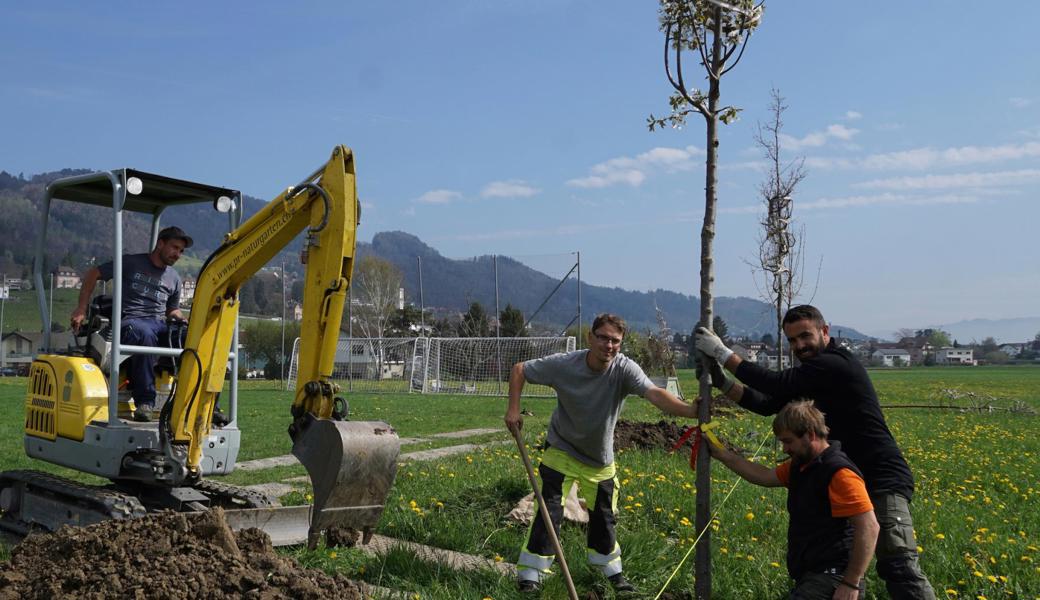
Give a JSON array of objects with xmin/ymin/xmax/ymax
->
[
  {"xmin": 0, "ymin": 470, "xmax": 147, "ymax": 535},
  {"xmin": 192, "ymin": 478, "xmax": 276, "ymax": 509}
]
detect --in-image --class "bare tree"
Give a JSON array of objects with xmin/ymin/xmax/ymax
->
[
  {"xmin": 646, "ymin": 303, "xmax": 677, "ymax": 377},
  {"xmin": 748, "ymin": 88, "xmax": 808, "ymax": 369},
  {"xmin": 352, "ymin": 256, "xmax": 403, "ymax": 375},
  {"xmin": 650, "ymin": 1, "xmax": 762, "ymax": 596}
]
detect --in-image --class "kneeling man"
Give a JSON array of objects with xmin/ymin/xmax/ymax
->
[{"xmin": 710, "ymin": 400, "xmax": 879, "ymax": 599}]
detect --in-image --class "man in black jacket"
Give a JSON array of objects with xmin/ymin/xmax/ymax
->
[{"xmin": 695, "ymin": 305, "xmax": 935, "ymax": 600}]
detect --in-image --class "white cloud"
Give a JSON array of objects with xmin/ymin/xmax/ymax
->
[
  {"xmin": 799, "ymin": 193, "xmax": 979, "ymax": 210},
  {"xmin": 854, "ymin": 169, "xmax": 1040, "ymax": 191},
  {"xmin": 778, "ymin": 124, "xmax": 860, "ymax": 150},
  {"xmin": 861, "ymin": 141, "xmax": 1040, "ymax": 170},
  {"xmin": 720, "ymin": 192, "xmax": 982, "ymax": 214},
  {"xmin": 566, "ymin": 145, "xmax": 704, "ymax": 189},
  {"xmin": 416, "ymin": 189, "xmax": 462, "ymax": 204},
  {"xmin": 845, "ymin": 110, "xmax": 862, "ymax": 120},
  {"xmin": 481, "ymin": 179, "xmax": 540, "ymax": 199},
  {"xmin": 1010, "ymin": 97, "xmax": 1033, "ymax": 108},
  {"xmin": 826, "ymin": 124, "xmax": 858, "ymax": 141}
]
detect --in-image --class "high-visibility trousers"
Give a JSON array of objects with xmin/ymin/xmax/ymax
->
[{"xmin": 516, "ymin": 447, "xmax": 623, "ymax": 585}]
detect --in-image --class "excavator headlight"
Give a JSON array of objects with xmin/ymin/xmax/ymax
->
[
  {"xmin": 214, "ymin": 195, "xmax": 236, "ymax": 213},
  {"xmin": 126, "ymin": 177, "xmax": 143, "ymax": 195}
]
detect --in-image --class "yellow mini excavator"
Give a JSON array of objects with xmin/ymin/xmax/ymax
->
[{"xmin": 0, "ymin": 146, "xmax": 399, "ymax": 547}]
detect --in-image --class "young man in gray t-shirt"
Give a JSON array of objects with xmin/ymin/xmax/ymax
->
[{"xmin": 504, "ymin": 313, "xmax": 697, "ymax": 594}]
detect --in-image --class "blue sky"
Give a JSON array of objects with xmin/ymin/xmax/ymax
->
[{"xmin": 3, "ymin": 1, "xmax": 1038, "ymax": 337}]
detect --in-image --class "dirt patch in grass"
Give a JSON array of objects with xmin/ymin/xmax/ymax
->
[
  {"xmin": 0, "ymin": 508, "xmax": 362, "ymax": 600},
  {"xmin": 614, "ymin": 393, "xmax": 742, "ymax": 453}
]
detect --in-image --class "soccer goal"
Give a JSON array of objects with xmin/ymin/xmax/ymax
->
[{"xmin": 286, "ymin": 336, "xmax": 575, "ymax": 397}]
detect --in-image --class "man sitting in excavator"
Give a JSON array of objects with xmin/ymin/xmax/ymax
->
[{"xmin": 70, "ymin": 226, "xmax": 228, "ymax": 425}]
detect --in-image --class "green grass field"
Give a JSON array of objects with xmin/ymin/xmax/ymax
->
[{"xmin": 1, "ymin": 367, "xmax": 1038, "ymax": 598}]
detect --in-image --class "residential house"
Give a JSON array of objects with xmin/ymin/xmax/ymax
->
[
  {"xmin": 999, "ymin": 343, "xmax": 1026, "ymax": 358},
  {"xmin": 872, "ymin": 348, "xmax": 911, "ymax": 367},
  {"xmin": 934, "ymin": 347, "xmax": 975, "ymax": 365},
  {"xmin": 1, "ymin": 332, "xmax": 34, "ymax": 371},
  {"xmin": 755, "ymin": 350, "xmax": 791, "ymax": 370},
  {"xmin": 54, "ymin": 266, "xmax": 80, "ymax": 289},
  {"xmin": 896, "ymin": 336, "xmax": 934, "ymax": 365},
  {"xmin": 180, "ymin": 277, "xmax": 196, "ymax": 306}
]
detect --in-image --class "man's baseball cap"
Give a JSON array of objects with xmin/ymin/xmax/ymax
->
[{"xmin": 158, "ymin": 226, "xmax": 194, "ymax": 248}]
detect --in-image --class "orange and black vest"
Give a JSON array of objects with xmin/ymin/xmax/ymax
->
[{"xmin": 785, "ymin": 442, "xmax": 863, "ymax": 580}]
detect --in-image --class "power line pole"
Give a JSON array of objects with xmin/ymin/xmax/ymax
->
[
  {"xmin": 417, "ymin": 256, "xmax": 425, "ymax": 335},
  {"xmin": 280, "ymin": 260, "xmax": 286, "ymax": 382},
  {"xmin": 1, "ymin": 274, "xmax": 7, "ymax": 369},
  {"xmin": 49, "ymin": 273, "xmax": 54, "ymax": 341}
]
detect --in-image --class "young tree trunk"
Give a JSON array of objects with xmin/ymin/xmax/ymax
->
[{"xmin": 694, "ymin": 8, "xmax": 724, "ymax": 598}]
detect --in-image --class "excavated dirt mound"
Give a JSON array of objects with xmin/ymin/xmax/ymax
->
[
  {"xmin": 0, "ymin": 508, "xmax": 362, "ymax": 600},
  {"xmin": 614, "ymin": 420, "xmax": 692, "ymax": 451},
  {"xmin": 614, "ymin": 391, "xmax": 743, "ymax": 452}
]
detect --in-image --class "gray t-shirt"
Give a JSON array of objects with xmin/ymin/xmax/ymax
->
[
  {"xmin": 523, "ymin": 350, "xmax": 654, "ymax": 467},
  {"xmin": 98, "ymin": 253, "xmax": 181, "ymax": 321}
]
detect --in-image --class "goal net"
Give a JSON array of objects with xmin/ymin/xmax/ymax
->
[{"xmin": 286, "ymin": 336, "xmax": 575, "ymax": 397}]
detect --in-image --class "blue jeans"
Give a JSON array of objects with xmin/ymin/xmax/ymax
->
[{"xmin": 121, "ymin": 318, "xmax": 173, "ymax": 408}]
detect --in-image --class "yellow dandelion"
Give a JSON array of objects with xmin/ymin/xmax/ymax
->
[
  {"xmin": 935, "ymin": 533, "xmax": 945, "ymax": 540},
  {"xmin": 745, "ymin": 512, "xmax": 755, "ymax": 521},
  {"xmin": 944, "ymin": 590, "xmax": 957, "ymax": 597}
]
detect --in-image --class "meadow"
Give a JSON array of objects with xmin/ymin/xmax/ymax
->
[{"xmin": 0, "ymin": 366, "xmax": 1037, "ymax": 599}]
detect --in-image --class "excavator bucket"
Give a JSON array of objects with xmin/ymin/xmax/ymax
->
[{"xmin": 291, "ymin": 418, "xmax": 400, "ymax": 547}]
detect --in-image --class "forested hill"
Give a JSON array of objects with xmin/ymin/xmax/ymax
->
[
  {"xmin": 0, "ymin": 170, "xmax": 867, "ymax": 339},
  {"xmin": 0, "ymin": 169, "xmax": 296, "ymax": 279},
  {"xmin": 358, "ymin": 231, "xmax": 848, "ymax": 338}
]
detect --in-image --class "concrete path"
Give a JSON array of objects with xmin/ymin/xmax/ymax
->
[{"xmin": 237, "ymin": 427, "xmax": 505, "ymax": 471}]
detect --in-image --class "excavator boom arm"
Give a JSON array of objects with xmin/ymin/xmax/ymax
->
[{"xmin": 169, "ymin": 146, "xmax": 358, "ymax": 473}]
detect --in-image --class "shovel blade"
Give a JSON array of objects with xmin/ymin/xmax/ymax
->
[{"xmin": 291, "ymin": 419, "xmax": 400, "ymax": 536}]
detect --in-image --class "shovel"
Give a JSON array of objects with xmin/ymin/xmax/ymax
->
[{"xmin": 509, "ymin": 424, "xmax": 579, "ymax": 600}]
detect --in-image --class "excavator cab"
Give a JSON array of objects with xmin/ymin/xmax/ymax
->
[{"xmin": 2, "ymin": 149, "xmax": 400, "ymax": 546}]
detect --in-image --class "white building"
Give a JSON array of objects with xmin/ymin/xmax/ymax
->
[
  {"xmin": 935, "ymin": 347, "xmax": 975, "ymax": 365},
  {"xmin": 871, "ymin": 348, "xmax": 911, "ymax": 367},
  {"xmin": 755, "ymin": 351, "xmax": 791, "ymax": 370}
]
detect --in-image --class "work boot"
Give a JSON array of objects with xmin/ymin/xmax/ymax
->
[
  {"xmin": 517, "ymin": 579, "xmax": 541, "ymax": 593},
  {"xmin": 132, "ymin": 405, "xmax": 154, "ymax": 423},
  {"xmin": 608, "ymin": 573, "xmax": 637, "ymax": 594}
]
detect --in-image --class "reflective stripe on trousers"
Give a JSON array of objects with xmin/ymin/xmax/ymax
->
[
  {"xmin": 588, "ymin": 543, "xmax": 623, "ymax": 577},
  {"xmin": 517, "ymin": 550, "xmax": 554, "ymax": 583}
]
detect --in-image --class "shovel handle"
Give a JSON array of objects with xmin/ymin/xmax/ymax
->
[{"xmin": 510, "ymin": 426, "xmax": 579, "ymax": 600}]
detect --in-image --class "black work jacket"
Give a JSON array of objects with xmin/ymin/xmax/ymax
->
[{"xmin": 735, "ymin": 339, "xmax": 914, "ymax": 498}]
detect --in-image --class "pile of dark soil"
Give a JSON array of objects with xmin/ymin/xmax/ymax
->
[
  {"xmin": 0, "ymin": 508, "xmax": 362, "ymax": 600},
  {"xmin": 614, "ymin": 391, "xmax": 744, "ymax": 453},
  {"xmin": 614, "ymin": 420, "xmax": 692, "ymax": 451}
]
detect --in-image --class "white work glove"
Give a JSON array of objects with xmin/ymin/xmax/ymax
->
[
  {"xmin": 695, "ymin": 326, "xmax": 734, "ymax": 365},
  {"xmin": 695, "ymin": 352, "xmax": 735, "ymax": 394}
]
